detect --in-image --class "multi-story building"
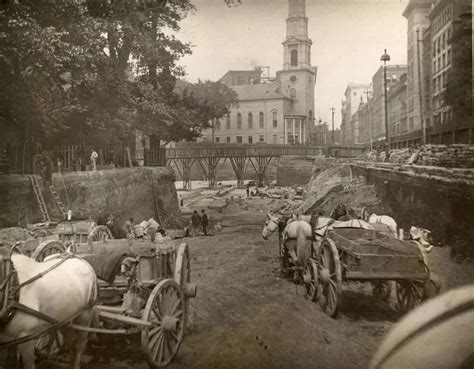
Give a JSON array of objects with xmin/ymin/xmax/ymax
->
[
  {"xmin": 202, "ymin": 0, "xmax": 317, "ymax": 145},
  {"xmin": 314, "ymin": 121, "xmax": 329, "ymax": 146},
  {"xmin": 341, "ymin": 83, "xmax": 370, "ymax": 145},
  {"xmin": 426, "ymin": 0, "xmax": 472, "ymax": 143},
  {"xmin": 388, "ymin": 73, "xmax": 409, "ymax": 147},
  {"xmin": 402, "ymin": 0, "xmax": 433, "ymax": 138},
  {"xmin": 356, "ymin": 97, "xmax": 373, "ymax": 147},
  {"xmin": 371, "ymin": 65, "xmax": 407, "ymax": 145}
]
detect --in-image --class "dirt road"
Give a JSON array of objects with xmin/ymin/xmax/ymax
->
[{"xmin": 47, "ymin": 210, "xmax": 407, "ymax": 369}]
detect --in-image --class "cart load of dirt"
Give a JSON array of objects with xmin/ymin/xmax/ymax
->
[{"xmin": 0, "ymin": 227, "xmax": 33, "ymax": 244}]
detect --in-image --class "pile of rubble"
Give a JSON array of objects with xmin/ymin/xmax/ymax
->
[
  {"xmin": 357, "ymin": 144, "xmax": 474, "ymax": 168},
  {"xmin": 250, "ymin": 185, "xmax": 305, "ymax": 201}
]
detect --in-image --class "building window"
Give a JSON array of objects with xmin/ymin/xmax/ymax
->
[
  {"xmin": 259, "ymin": 135, "xmax": 264, "ymax": 142},
  {"xmin": 272, "ymin": 134, "xmax": 278, "ymax": 143},
  {"xmin": 290, "ymin": 49, "xmax": 298, "ymax": 66},
  {"xmin": 259, "ymin": 112, "xmax": 264, "ymax": 128},
  {"xmin": 272, "ymin": 111, "xmax": 278, "ymax": 128},
  {"xmin": 216, "ymin": 119, "xmax": 221, "ymax": 130},
  {"xmin": 248, "ymin": 136, "xmax": 253, "ymax": 144},
  {"xmin": 237, "ymin": 113, "xmax": 242, "ymax": 129},
  {"xmin": 236, "ymin": 136, "xmax": 242, "ymax": 144},
  {"xmin": 248, "ymin": 112, "xmax": 253, "ymax": 129},
  {"xmin": 215, "ymin": 137, "xmax": 220, "ymax": 143},
  {"xmin": 226, "ymin": 136, "xmax": 231, "ymax": 143},
  {"xmin": 226, "ymin": 114, "xmax": 230, "ymax": 129}
]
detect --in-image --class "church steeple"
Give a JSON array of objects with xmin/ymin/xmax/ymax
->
[{"xmin": 283, "ymin": 0, "xmax": 312, "ymax": 70}]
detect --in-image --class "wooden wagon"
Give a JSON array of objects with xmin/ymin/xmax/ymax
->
[
  {"xmin": 302, "ymin": 228, "xmax": 431, "ymax": 317},
  {"xmin": 36, "ymin": 239, "xmax": 196, "ymax": 368}
]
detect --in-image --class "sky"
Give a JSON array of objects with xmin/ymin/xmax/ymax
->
[{"xmin": 175, "ymin": 0, "xmax": 409, "ymax": 128}]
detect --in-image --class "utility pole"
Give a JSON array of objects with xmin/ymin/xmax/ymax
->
[
  {"xmin": 330, "ymin": 107, "xmax": 336, "ymax": 145},
  {"xmin": 364, "ymin": 89, "xmax": 373, "ymax": 151},
  {"xmin": 416, "ymin": 28, "xmax": 426, "ymax": 145}
]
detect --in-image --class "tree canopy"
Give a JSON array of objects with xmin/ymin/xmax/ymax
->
[{"xmin": 0, "ymin": 0, "xmax": 238, "ymax": 146}]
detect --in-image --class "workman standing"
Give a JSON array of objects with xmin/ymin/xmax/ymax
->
[
  {"xmin": 90, "ymin": 149, "xmax": 99, "ymax": 171},
  {"xmin": 123, "ymin": 217, "xmax": 134, "ymax": 239},
  {"xmin": 191, "ymin": 210, "xmax": 201, "ymax": 237},
  {"xmin": 201, "ymin": 209, "xmax": 209, "ymax": 236}
]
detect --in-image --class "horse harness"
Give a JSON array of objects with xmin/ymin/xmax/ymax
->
[{"xmin": 0, "ymin": 252, "xmax": 75, "ymax": 326}]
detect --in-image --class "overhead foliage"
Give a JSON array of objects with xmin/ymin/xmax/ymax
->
[{"xmin": 0, "ymin": 0, "xmax": 237, "ymax": 145}]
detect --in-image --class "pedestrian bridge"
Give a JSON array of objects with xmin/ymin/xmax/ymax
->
[{"xmin": 158, "ymin": 144, "xmax": 365, "ymax": 190}]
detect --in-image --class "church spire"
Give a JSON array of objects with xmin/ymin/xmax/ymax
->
[{"xmin": 283, "ymin": 0, "xmax": 312, "ymax": 70}]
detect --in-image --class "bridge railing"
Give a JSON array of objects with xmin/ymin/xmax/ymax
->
[{"xmin": 166, "ymin": 144, "xmax": 327, "ymax": 158}]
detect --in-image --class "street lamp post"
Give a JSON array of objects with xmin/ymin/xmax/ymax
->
[
  {"xmin": 330, "ymin": 107, "xmax": 336, "ymax": 145},
  {"xmin": 380, "ymin": 49, "xmax": 391, "ymax": 156}
]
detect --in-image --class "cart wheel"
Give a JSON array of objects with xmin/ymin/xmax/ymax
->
[
  {"xmin": 31, "ymin": 240, "xmax": 66, "ymax": 262},
  {"xmin": 317, "ymin": 239, "xmax": 342, "ymax": 317},
  {"xmin": 303, "ymin": 259, "xmax": 318, "ymax": 302},
  {"xmin": 89, "ymin": 225, "xmax": 113, "ymax": 242},
  {"xmin": 141, "ymin": 279, "xmax": 186, "ymax": 368},
  {"xmin": 174, "ymin": 243, "xmax": 196, "ymax": 327},
  {"xmin": 396, "ymin": 280, "xmax": 425, "ymax": 313},
  {"xmin": 372, "ymin": 281, "xmax": 393, "ymax": 301}
]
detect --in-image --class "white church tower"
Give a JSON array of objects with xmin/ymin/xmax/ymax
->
[{"xmin": 277, "ymin": 0, "xmax": 317, "ymax": 144}]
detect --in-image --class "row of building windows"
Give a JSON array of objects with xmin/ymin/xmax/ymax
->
[
  {"xmin": 433, "ymin": 70, "xmax": 448, "ymax": 96},
  {"xmin": 432, "ymin": 48, "xmax": 451, "ymax": 74},
  {"xmin": 433, "ymin": 26, "xmax": 452, "ymax": 56},
  {"xmin": 214, "ymin": 135, "xmax": 279, "ymax": 144},
  {"xmin": 431, "ymin": 4, "xmax": 453, "ymax": 34},
  {"xmin": 215, "ymin": 111, "xmax": 279, "ymax": 131}
]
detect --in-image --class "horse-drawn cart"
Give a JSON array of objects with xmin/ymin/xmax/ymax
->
[
  {"xmin": 303, "ymin": 228, "xmax": 430, "ymax": 317},
  {"xmin": 34, "ymin": 239, "xmax": 197, "ymax": 368}
]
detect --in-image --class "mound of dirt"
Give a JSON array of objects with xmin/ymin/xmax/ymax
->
[{"xmin": 0, "ymin": 227, "xmax": 32, "ymax": 244}]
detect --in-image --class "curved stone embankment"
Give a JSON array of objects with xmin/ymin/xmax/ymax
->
[{"xmin": 0, "ymin": 167, "xmax": 183, "ymax": 229}]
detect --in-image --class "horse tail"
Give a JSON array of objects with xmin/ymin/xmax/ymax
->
[{"xmin": 296, "ymin": 223, "xmax": 309, "ymax": 267}]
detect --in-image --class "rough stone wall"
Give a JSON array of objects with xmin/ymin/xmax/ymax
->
[
  {"xmin": 358, "ymin": 144, "xmax": 474, "ymax": 168},
  {"xmin": 0, "ymin": 167, "xmax": 182, "ymax": 229},
  {"xmin": 276, "ymin": 155, "xmax": 316, "ymax": 186},
  {"xmin": 352, "ymin": 164, "xmax": 474, "ymax": 258}
]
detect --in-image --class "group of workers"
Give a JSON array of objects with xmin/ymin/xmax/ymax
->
[
  {"xmin": 122, "ymin": 217, "xmax": 164, "ymax": 241},
  {"xmin": 190, "ymin": 209, "xmax": 209, "ymax": 237}
]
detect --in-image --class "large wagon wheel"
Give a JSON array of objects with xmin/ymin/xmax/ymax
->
[
  {"xmin": 89, "ymin": 225, "xmax": 113, "ymax": 242},
  {"xmin": 303, "ymin": 259, "xmax": 318, "ymax": 302},
  {"xmin": 174, "ymin": 243, "xmax": 197, "ymax": 328},
  {"xmin": 31, "ymin": 240, "xmax": 66, "ymax": 262},
  {"xmin": 141, "ymin": 279, "xmax": 186, "ymax": 368},
  {"xmin": 372, "ymin": 281, "xmax": 393, "ymax": 301},
  {"xmin": 317, "ymin": 238, "xmax": 342, "ymax": 317},
  {"xmin": 396, "ymin": 280, "xmax": 425, "ymax": 313}
]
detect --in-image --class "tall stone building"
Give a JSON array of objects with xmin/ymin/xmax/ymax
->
[
  {"xmin": 341, "ymin": 83, "xmax": 370, "ymax": 145},
  {"xmin": 202, "ymin": 0, "xmax": 317, "ymax": 145},
  {"xmin": 371, "ymin": 65, "xmax": 407, "ymax": 144},
  {"xmin": 402, "ymin": 0, "xmax": 433, "ymax": 137}
]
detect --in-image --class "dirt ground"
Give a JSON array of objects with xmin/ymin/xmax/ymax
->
[{"xmin": 36, "ymin": 205, "xmax": 405, "ymax": 369}]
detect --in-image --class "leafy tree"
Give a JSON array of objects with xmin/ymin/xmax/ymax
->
[{"xmin": 0, "ymin": 0, "xmax": 234, "ymax": 149}]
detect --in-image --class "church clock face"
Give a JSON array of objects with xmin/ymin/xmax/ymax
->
[{"xmin": 290, "ymin": 75, "xmax": 297, "ymax": 83}]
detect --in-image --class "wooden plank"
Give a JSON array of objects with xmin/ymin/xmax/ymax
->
[
  {"xmin": 345, "ymin": 271, "xmax": 428, "ymax": 280},
  {"xmin": 97, "ymin": 310, "xmax": 151, "ymax": 327}
]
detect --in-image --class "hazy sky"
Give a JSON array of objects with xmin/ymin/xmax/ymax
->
[{"xmin": 176, "ymin": 0, "xmax": 409, "ymax": 128}]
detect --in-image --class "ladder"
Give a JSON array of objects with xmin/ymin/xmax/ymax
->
[
  {"xmin": 28, "ymin": 175, "xmax": 50, "ymax": 223},
  {"xmin": 47, "ymin": 183, "xmax": 67, "ymax": 220}
]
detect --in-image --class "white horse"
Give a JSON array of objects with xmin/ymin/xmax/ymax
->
[
  {"xmin": 262, "ymin": 213, "xmax": 312, "ymax": 271},
  {"xmin": 0, "ymin": 249, "xmax": 97, "ymax": 369}
]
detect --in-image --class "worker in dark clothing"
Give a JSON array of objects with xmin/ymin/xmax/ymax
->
[
  {"xmin": 246, "ymin": 182, "xmax": 250, "ymax": 197},
  {"xmin": 201, "ymin": 209, "xmax": 209, "ymax": 236},
  {"xmin": 191, "ymin": 210, "xmax": 201, "ymax": 237}
]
